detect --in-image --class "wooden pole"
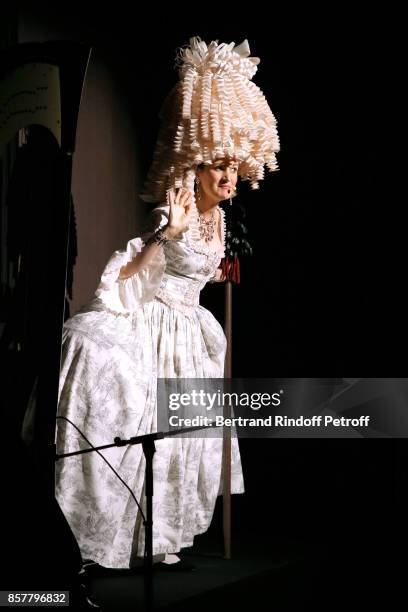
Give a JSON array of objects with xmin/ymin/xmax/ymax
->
[{"xmin": 223, "ymin": 280, "xmax": 232, "ymax": 559}]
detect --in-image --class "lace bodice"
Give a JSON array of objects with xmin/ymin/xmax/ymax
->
[{"xmin": 155, "ymin": 205, "xmax": 225, "ymax": 313}]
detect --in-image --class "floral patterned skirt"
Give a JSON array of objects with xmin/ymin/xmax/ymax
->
[{"xmin": 55, "ymin": 299, "xmax": 244, "ymax": 569}]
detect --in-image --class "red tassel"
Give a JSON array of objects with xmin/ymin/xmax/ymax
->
[{"xmin": 220, "ymin": 256, "xmax": 241, "ymax": 284}]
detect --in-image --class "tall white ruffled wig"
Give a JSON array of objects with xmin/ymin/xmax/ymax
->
[{"xmin": 141, "ymin": 36, "xmax": 280, "ymax": 206}]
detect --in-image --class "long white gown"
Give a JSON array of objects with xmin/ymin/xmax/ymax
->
[{"xmin": 55, "ymin": 203, "xmax": 244, "ymax": 569}]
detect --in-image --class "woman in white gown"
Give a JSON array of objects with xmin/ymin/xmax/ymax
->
[
  {"xmin": 55, "ymin": 183, "xmax": 244, "ymax": 569},
  {"xmin": 55, "ymin": 36, "xmax": 279, "ymax": 570}
]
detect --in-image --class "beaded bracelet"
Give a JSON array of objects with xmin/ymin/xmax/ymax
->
[{"xmin": 150, "ymin": 228, "xmax": 171, "ymax": 247}]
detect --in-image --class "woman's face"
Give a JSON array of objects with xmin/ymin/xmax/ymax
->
[{"xmin": 197, "ymin": 158, "xmax": 239, "ymax": 203}]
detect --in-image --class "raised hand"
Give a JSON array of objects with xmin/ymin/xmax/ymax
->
[{"xmin": 165, "ymin": 188, "xmax": 192, "ymax": 238}]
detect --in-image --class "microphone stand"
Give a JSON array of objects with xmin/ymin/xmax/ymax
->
[{"xmin": 56, "ymin": 423, "xmax": 218, "ymax": 612}]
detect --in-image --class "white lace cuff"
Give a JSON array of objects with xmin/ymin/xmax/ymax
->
[{"xmin": 94, "ymin": 206, "xmax": 169, "ymax": 314}]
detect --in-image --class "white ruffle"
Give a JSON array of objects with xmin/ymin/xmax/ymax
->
[{"xmin": 94, "ymin": 206, "xmax": 168, "ymax": 315}]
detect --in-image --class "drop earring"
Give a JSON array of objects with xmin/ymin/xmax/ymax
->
[{"xmin": 195, "ymin": 179, "xmax": 201, "ymax": 200}]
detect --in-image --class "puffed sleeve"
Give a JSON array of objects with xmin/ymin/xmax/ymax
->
[{"xmin": 94, "ymin": 204, "xmax": 169, "ymax": 314}]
